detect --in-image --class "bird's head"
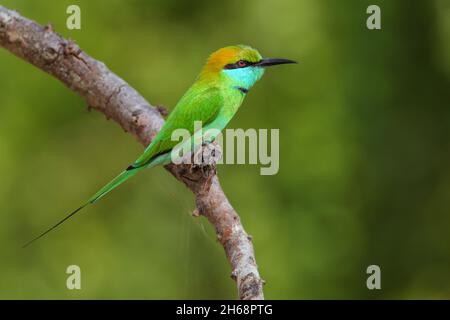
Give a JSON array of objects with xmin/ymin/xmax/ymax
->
[{"xmin": 200, "ymin": 45, "xmax": 296, "ymax": 91}]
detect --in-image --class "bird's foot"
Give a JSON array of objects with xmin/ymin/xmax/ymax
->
[
  {"xmin": 177, "ymin": 142, "xmax": 220, "ymax": 188},
  {"xmin": 191, "ymin": 141, "xmax": 221, "ymax": 177}
]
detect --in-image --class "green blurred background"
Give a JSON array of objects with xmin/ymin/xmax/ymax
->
[{"xmin": 1, "ymin": 0, "xmax": 450, "ymax": 299}]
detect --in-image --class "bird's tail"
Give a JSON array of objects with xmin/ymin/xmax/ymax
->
[{"xmin": 22, "ymin": 166, "xmax": 144, "ymax": 248}]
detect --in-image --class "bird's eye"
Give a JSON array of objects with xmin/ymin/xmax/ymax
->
[{"xmin": 237, "ymin": 60, "xmax": 247, "ymax": 67}]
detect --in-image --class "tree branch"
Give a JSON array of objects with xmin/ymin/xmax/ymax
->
[{"xmin": 0, "ymin": 5, "xmax": 264, "ymax": 300}]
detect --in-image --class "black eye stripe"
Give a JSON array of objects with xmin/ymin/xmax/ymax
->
[{"xmin": 224, "ymin": 60, "xmax": 257, "ymax": 69}]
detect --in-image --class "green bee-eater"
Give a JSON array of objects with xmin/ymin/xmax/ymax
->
[{"xmin": 24, "ymin": 45, "xmax": 296, "ymax": 247}]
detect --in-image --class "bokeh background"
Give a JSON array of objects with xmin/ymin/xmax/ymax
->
[{"xmin": 1, "ymin": 0, "xmax": 449, "ymax": 299}]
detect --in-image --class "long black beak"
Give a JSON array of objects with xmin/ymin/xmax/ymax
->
[{"xmin": 255, "ymin": 58, "xmax": 297, "ymax": 67}]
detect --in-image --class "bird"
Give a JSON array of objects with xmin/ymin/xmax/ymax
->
[{"xmin": 23, "ymin": 45, "xmax": 296, "ymax": 247}]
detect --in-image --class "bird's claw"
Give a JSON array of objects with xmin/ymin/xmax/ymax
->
[
  {"xmin": 193, "ymin": 141, "xmax": 221, "ymax": 166},
  {"xmin": 191, "ymin": 141, "xmax": 221, "ymax": 177}
]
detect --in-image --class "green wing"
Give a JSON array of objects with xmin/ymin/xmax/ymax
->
[
  {"xmin": 22, "ymin": 86, "xmax": 224, "ymax": 247},
  {"xmin": 131, "ymin": 86, "xmax": 224, "ymax": 168}
]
